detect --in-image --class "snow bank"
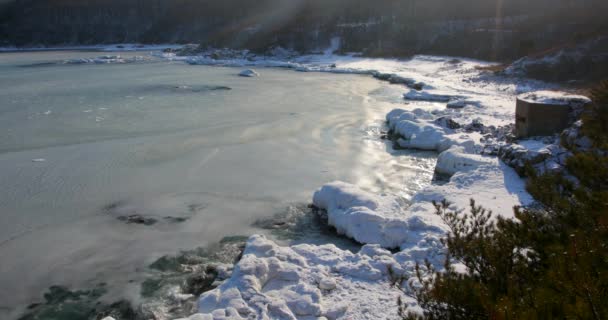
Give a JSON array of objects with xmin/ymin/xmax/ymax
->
[
  {"xmin": 238, "ymin": 69, "xmax": 259, "ymax": 77},
  {"xmin": 517, "ymin": 91, "xmax": 591, "ymax": 106}
]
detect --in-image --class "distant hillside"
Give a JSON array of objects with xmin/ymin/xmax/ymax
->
[{"xmin": 1, "ymin": 0, "xmax": 607, "ymax": 61}]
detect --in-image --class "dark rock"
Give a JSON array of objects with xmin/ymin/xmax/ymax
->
[
  {"xmin": 253, "ymin": 204, "xmax": 358, "ymax": 250},
  {"xmin": 372, "ymin": 72, "xmax": 425, "ymax": 90},
  {"xmin": 103, "ymin": 199, "xmax": 197, "ymax": 226},
  {"xmin": 164, "ymin": 216, "xmax": 189, "ymax": 223},
  {"xmin": 117, "ymin": 214, "xmax": 158, "ymax": 225},
  {"xmin": 18, "ymin": 284, "xmax": 137, "ymax": 320},
  {"xmin": 464, "ymin": 119, "xmax": 487, "ymax": 133},
  {"xmin": 138, "ymin": 237, "xmax": 248, "ymax": 318},
  {"xmin": 183, "ymin": 266, "xmax": 219, "ymax": 296},
  {"xmin": 434, "ymin": 116, "xmax": 461, "ymax": 129}
]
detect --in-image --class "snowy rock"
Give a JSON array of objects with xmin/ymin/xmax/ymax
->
[
  {"xmin": 434, "ymin": 116, "xmax": 461, "ymax": 129},
  {"xmin": 238, "ymin": 69, "xmax": 259, "ymax": 77},
  {"xmin": 386, "ymin": 108, "xmax": 480, "ymax": 153},
  {"xmin": 191, "ymin": 234, "xmax": 414, "ymax": 320},
  {"xmin": 446, "ymin": 99, "xmax": 482, "ymax": 109},
  {"xmin": 372, "ymin": 72, "xmax": 425, "ymax": 90},
  {"xmin": 319, "ymin": 277, "xmax": 337, "ymax": 291},
  {"xmin": 446, "ymin": 100, "xmax": 466, "ymax": 109},
  {"xmin": 403, "ymin": 89, "xmax": 461, "ymax": 102},
  {"xmin": 436, "ymin": 146, "xmax": 495, "ymax": 176},
  {"xmin": 312, "ymin": 181, "xmax": 408, "ymax": 248},
  {"xmin": 498, "ymin": 141, "xmax": 561, "ymax": 175}
]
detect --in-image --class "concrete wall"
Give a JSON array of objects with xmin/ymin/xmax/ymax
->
[{"xmin": 515, "ymin": 99, "xmax": 572, "ymax": 138}]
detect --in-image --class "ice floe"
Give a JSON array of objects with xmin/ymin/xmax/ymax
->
[{"xmin": 238, "ymin": 69, "xmax": 260, "ymax": 77}]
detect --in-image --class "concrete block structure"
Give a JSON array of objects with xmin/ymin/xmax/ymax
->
[{"xmin": 515, "ymin": 91, "xmax": 591, "ymax": 138}]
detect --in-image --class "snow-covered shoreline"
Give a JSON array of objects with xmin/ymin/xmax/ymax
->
[
  {"xmin": 50, "ymin": 47, "xmax": 582, "ymax": 319},
  {"xmin": 148, "ymin": 49, "xmax": 577, "ymax": 319}
]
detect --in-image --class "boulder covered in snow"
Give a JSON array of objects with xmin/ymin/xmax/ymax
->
[
  {"xmin": 183, "ymin": 234, "xmax": 414, "ymax": 320},
  {"xmin": 372, "ymin": 72, "xmax": 425, "ymax": 90},
  {"xmin": 312, "ymin": 181, "xmax": 409, "ymax": 248},
  {"xmin": 436, "ymin": 146, "xmax": 495, "ymax": 176},
  {"xmin": 403, "ymin": 89, "xmax": 461, "ymax": 102},
  {"xmin": 386, "ymin": 108, "xmax": 480, "ymax": 153},
  {"xmin": 446, "ymin": 99, "xmax": 482, "ymax": 109},
  {"xmin": 238, "ymin": 69, "xmax": 259, "ymax": 77}
]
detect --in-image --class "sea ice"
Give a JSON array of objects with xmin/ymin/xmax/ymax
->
[{"xmin": 238, "ymin": 69, "xmax": 260, "ymax": 77}]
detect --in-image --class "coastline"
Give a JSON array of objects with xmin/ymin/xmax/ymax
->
[
  {"xmin": 151, "ymin": 48, "xmax": 566, "ymax": 319},
  {"xmin": 5, "ymin": 46, "xmax": 584, "ymax": 319}
]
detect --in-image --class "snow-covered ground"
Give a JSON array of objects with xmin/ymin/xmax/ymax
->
[{"xmin": 156, "ymin": 49, "xmax": 561, "ymax": 319}]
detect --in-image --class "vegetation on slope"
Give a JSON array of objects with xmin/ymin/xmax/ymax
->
[{"xmin": 403, "ymin": 81, "xmax": 608, "ymax": 319}]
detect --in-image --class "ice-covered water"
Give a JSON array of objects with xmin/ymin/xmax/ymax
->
[{"xmin": 0, "ymin": 51, "xmax": 436, "ymax": 319}]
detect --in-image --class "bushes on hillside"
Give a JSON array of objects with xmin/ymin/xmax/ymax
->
[{"xmin": 402, "ymin": 81, "xmax": 608, "ymax": 319}]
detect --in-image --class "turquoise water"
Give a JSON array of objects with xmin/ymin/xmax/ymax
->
[{"xmin": 0, "ymin": 50, "xmax": 435, "ymax": 318}]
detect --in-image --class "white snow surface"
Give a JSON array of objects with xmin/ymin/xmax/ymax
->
[
  {"xmin": 183, "ymin": 234, "xmax": 413, "ymax": 320},
  {"xmin": 435, "ymin": 146, "xmax": 494, "ymax": 176},
  {"xmin": 182, "ymin": 159, "xmax": 533, "ymax": 319},
  {"xmin": 312, "ymin": 181, "xmax": 411, "ymax": 249},
  {"xmin": 517, "ymin": 91, "xmax": 591, "ymax": 106}
]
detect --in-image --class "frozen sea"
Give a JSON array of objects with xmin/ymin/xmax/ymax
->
[{"xmin": 0, "ymin": 50, "xmax": 436, "ymax": 319}]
